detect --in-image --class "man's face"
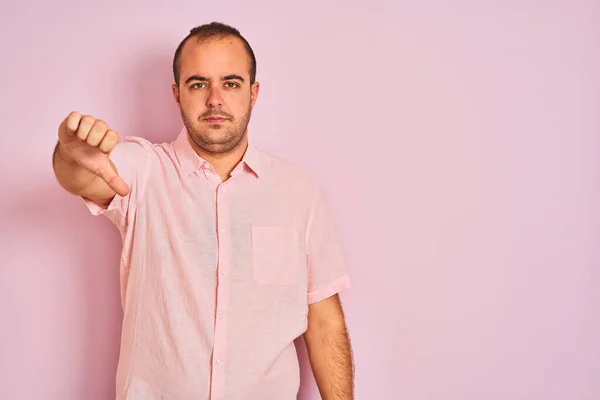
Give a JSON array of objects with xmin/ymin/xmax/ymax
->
[{"xmin": 172, "ymin": 36, "xmax": 259, "ymax": 155}]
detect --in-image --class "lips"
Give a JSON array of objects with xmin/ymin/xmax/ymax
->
[{"xmin": 204, "ymin": 116, "xmax": 228, "ymax": 123}]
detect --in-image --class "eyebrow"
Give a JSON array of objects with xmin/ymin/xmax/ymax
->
[{"xmin": 184, "ymin": 74, "xmax": 245, "ymax": 85}]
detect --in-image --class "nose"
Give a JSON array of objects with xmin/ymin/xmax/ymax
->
[{"xmin": 206, "ymin": 86, "xmax": 224, "ymax": 108}]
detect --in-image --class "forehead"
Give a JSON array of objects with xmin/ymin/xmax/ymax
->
[{"xmin": 180, "ymin": 36, "xmax": 250, "ymax": 79}]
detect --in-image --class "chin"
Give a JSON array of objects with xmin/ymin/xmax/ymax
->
[
  {"xmin": 205, "ymin": 142, "xmax": 241, "ymax": 154},
  {"xmin": 192, "ymin": 132, "xmax": 243, "ymax": 153}
]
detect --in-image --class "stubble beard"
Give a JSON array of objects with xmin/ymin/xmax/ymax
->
[{"xmin": 181, "ymin": 105, "xmax": 253, "ymax": 156}]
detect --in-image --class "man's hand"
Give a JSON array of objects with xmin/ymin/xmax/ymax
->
[{"xmin": 57, "ymin": 111, "xmax": 129, "ymax": 197}]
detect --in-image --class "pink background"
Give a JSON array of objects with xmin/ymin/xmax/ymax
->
[{"xmin": 1, "ymin": 1, "xmax": 599, "ymax": 399}]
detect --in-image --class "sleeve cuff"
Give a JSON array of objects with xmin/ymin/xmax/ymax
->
[
  {"xmin": 80, "ymin": 194, "xmax": 123, "ymax": 217},
  {"xmin": 307, "ymin": 274, "xmax": 351, "ymax": 305}
]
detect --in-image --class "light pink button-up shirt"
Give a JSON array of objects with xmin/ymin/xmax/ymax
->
[{"xmin": 82, "ymin": 128, "xmax": 351, "ymax": 400}]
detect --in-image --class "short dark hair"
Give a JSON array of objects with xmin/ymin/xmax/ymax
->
[{"xmin": 172, "ymin": 22, "xmax": 257, "ymax": 86}]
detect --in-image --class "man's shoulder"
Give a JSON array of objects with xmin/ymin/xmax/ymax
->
[
  {"xmin": 254, "ymin": 147, "xmax": 320, "ymax": 188},
  {"xmin": 118, "ymin": 135, "xmax": 173, "ymax": 149},
  {"xmin": 115, "ymin": 135, "xmax": 178, "ymax": 159}
]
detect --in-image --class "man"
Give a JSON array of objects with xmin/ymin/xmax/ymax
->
[{"xmin": 52, "ymin": 22, "xmax": 353, "ymax": 400}]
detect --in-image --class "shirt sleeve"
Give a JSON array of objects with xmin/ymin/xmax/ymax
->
[
  {"xmin": 305, "ymin": 184, "xmax": 351, "ymax": 305},
  {"xmin": 80, "ymin": 136, "xmax": 152, "ymax": 229}
]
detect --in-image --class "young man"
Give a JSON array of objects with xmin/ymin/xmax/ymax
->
[{"xmin": 52, "ymin": 22, "xmax": 353, "ymax": 400}]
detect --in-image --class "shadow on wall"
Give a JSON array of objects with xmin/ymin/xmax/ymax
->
[
  {"xmin": 125, "ymin": 49, "xmax": 183, "ymax": 143},
  {"xmin": 1, "ymin": 182, "xmax": 124, "ymax": 400}
]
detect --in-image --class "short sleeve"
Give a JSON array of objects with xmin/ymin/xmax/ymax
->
[
  {"xmin": 305, "ymin": 185, "xmax": 351, "ymax": 305},
  {"xmin": 81, "ymin": 136, "xmax": 152, "ymax": 228}
]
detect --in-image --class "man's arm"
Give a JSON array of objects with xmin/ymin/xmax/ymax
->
[{"xmin": 304, "ymin": 293, "xmax": 354, "ymax": 400}]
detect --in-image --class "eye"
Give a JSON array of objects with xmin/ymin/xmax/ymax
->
[
  {"xmin": 191, "ymin": 82, "xmax": 207, "ymax": 89},
  {"xmin": 225, "ymin": 82, "xmax": 240, "ymax": 88}
]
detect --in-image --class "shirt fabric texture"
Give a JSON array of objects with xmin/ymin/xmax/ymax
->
[{"xmin": 82, "ymin": 128, "xmax": 351, "ymax": 400}]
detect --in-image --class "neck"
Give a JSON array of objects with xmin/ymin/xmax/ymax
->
[{"xmin": 188, "ymin": 134, "xmax": 248, "ymax": 182}]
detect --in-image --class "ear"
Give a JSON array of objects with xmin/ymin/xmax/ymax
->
[
  {"xmin": 250, "ymin": 81, "xmax": 260, "ymax": 109},
  {"xmin": 172, "ymin": 84, "xmax": 181, "ymax": 107}
]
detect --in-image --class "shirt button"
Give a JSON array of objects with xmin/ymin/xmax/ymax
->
[
  {"xmin": 221, "ymin": 270, "xmax": 227, "ymax": 277},
  {"xmin": 216, "ymin": 359, "xmax": 222, "ymax": 365},
  {"xmin": 219, "ymin": 313, "xmax": 224, "ymax": 320},
  {"xmin": 220, "ymin": 227, "xmax": 226, "ymax": 233}
]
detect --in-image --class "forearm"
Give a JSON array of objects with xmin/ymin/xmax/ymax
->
[{"xmin": 305, "ymin": 322, "xmax": 354, "ymax": 399}]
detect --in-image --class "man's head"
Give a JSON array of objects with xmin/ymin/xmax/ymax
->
[{"xmin": 172, "ymin": 22, "xmax": 259, "ymax": 156}]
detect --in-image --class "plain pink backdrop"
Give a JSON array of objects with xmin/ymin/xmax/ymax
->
[{"xmin": 1, "ymin": 1, "xmax": 599, "ymax": 399}]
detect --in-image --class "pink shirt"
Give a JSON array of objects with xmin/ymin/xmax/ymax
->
[{"xmin": 82, "ymin": 128, "xmax": 351, "ymax": 400}]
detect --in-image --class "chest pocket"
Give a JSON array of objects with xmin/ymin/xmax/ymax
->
[{"xmin": 251, "ymin": 226, "xmax": 299, "ymax": 286}]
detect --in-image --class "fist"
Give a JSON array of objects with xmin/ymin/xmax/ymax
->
[{"xmin": 58, "ymin": 112, "xmax": 129, "ymax": 196}]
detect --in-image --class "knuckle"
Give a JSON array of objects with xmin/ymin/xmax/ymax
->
[
  {"xmin": 66, "ymin": 112, "xmax": 79, "ymax": 124},
  {"xmin": 95, "ymin": 119, "xmax": 107, "ymax": 128},
  {"xmin": 107, "ymin": 129, "xmax": 119, "ymax": 140},
  {"xmin": 66, "ymin": 112, "xmax": 81, "ymax": 128},
  {"xmin": 80, "ymin": 115, "xmax": 95, "ymax": 125},
  {"xmin": 91, "ymin": 119, "xmax": 109, "ymax": 135}
]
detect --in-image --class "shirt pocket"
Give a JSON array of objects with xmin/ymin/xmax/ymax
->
[{"xmin": 251, "ymin": 226, "xmax": 299, "ymax": 286}]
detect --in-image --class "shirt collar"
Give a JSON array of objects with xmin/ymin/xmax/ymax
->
[{"xmin": 174, "ymin": 127, "xmax": 262, "ymax": 178}]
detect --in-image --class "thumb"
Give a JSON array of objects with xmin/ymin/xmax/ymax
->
[{"xmin": 97, "ymin": 162, "xmax": 130, "ymax": 197}]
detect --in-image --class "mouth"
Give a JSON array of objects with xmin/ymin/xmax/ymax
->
[{"xmin": 204, "ymin": 117, "xmax": 228, "ymax": 123}]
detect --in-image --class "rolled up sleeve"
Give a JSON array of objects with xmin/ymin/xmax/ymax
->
[{"xmin": 305, "ymin": 185, "xmax": 351, "ymax": 305}]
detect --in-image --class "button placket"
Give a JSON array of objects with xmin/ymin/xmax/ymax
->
[{"xmin": 210, "ymin": 181, "xmax": 232, "ymax": 397}]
